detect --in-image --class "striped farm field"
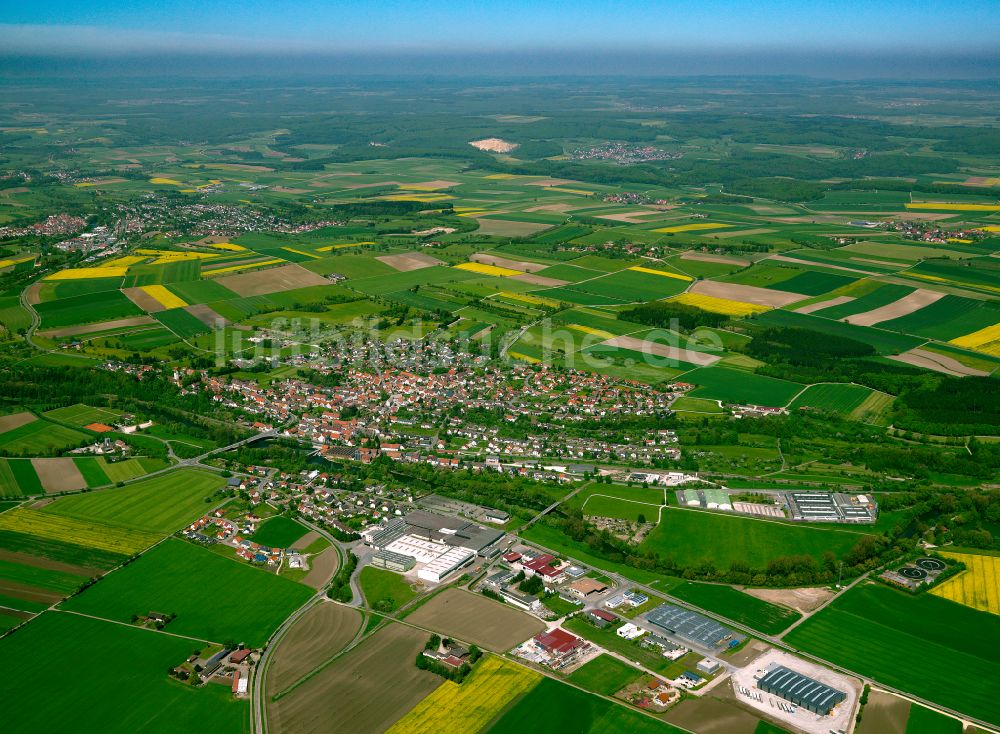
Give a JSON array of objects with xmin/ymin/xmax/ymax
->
[
  {"xmin": 671, "ymin": 292, "xmax": 768, "ymax": 316},
  {"xmin": 203, "ymin": 258, "xmax": 284, "ymax": 276},
  {"xmin": 42, "ymin": 469, "xmax": 225, "ymax": 534},
  {"xmin": 0, "ymin": 508, "xmax": 158, "ymax": 555},
  {"xmin": 654, "ymin": 222, "xmax": 733, "ymax": 233},
  {"xmin": 789, "ymin": 383, "xmax": 873, "ymax": 414},
  {"xmin": 139, "ymin": 285, "xmax": 186, "ymax": 309},
  {"xmin": 627, "ymin": 265, "xmax": 692, "ymax": 282},
  {"xmin": 454, "ymin": 262, "xmax": 521, "ymax": 276},
  {"xmin": 931, "ymin": 552, "xmax": 1000, "ymax": 615},
  {"xmin": 386, "ymin": 656, "xmax": 540, "ymax": 734}
]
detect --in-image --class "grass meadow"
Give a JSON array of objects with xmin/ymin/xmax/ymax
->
[
  {"xmin": 1, "ymin": 612, "xmax": 248, "ymax": 734},
  {"xmin": 62, "ymin": 538, "xmax": 312, "ymax": 646}
]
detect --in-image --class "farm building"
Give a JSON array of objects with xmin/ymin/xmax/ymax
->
[
  {"xmin": 646, "ymin": 604, "xmax": 743, "ymax": 650},
  {"xmin": 757, "ymin": 665, "xmax": 846, "ymax": 715}
]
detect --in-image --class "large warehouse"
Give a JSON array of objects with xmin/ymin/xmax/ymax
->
[
  {"xmin": 757, "ymin": 665, "xmax": 847, "ymax": 715},
  {"xmin": 362, "ymin": 509, "xmax": 502, "ymax": 582},
  {"xmin": 646, "ymin": 604, "xmax": 743, "ymax": 650}
]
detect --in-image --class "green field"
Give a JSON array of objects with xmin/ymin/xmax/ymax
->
[
  {"xmin": 0, "ymin": 419, "xmax": 88, "ymax": 454},
  {"xmin": 1, "ymin": 612, "xmax": 248, "ymax": 733},
  {"xmin": 359, "ymin": 565, "xmax": 419, "ymax": 612},
  {"xmin": 905, "ymin": 705, "xmax": 962, "ymax": 734},
  {"xmin": 488, "ymin": 676, "xmax": 683, "ymax": 734},
  {"xmin": 562, "ymin": 268, "xmax": 690, "ymax": 303},
  {"xmin": 35, "ymin": 290, "xmax": 143, "ymax": 329},
  {"xmin": 785, "ymin": 583, "xmax": 1000, "ymax": 726},
  {"xmin": 668, "ymin": 581, "xmax": 801, "ymax": 634},
  {"xmin": 249, "ymin": 516, "xmax": 309, "ymax": 548},
  {"xmin": 767, "ymin": 270, "xmax": 856, "ymax": 296},
  {"xmin": 72, "ymin": 457, "xmax": 112, "ymax": 487},
  {"xmin": 810, "ymin": 284, "xmax": 913, "ymax": 319},
  {"xmin": 566, "ymin": 654, "xmax": 643, "ymax": 695},
  {"xmin": 43, "ymin": 403, "xmax": 123, "ymax": 427},
  {"xmin": 753, "ymin": 310, "xmax": 922, "ymax": 354},
  {"xmin": 1, "ymin": 460, "xmax": 43, "ymax": 495},
  {"xmin": 62, "ymin": 538, "xmax": 312, "ymax": 646},
  {"xmin": 788, "ymin": 383, "xmax": 873, "ymax": 414},
  {"xmin": 164, "ymin": 279, "xmax": 238, "ymax": 304},
  {"xmin": 685, "ymin": 366, "xmax": 804, "ymax": 406},
  {"xmin": 154, "ymin": 307, "xmax": 212, "ymax": 337},
  {"xmin": 877, "ymin": 295, "xmax": 1000, "ymax": 341},
  {"xmin": 42, "ymin": 469, "xmax": 225, "ymax": 533},
  {"xmin": 642, "ymin": 508, "xmax": 864, "ymax": 569}
]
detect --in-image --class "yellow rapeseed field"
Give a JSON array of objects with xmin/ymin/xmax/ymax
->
[
  {"xmin": 149, "ymin": 177, "xmax": 183, "ymax": 186},
  {"xmin": 386, "ymin": 656, "xmax": 540, "ymax": 734},
  {"xmin": 0, "ymin": 255, "xmax": 35, "ymax": 270},
  {"xmin": 205, "ymin": 242, "xmax": 246, "ymax": 251},
  {"xmin": 508, "ymin": 351, "xmax": 540, "ymax": 364},
  {"xmin": 45, "ymin": 267, "xmax": 129, "ymax": 280},
  {"xmin": 281, "ymin": 246, "xmax": 321, "ymax": 259},
  {"xmin": 950, "ymin": 324, "xmax": 1000, "ymax": 357},
  {"xmin": 671, "ymin": 292, "xmax": 769, "ymax": 316},
  {"xmin": 0, "ymin": 508, "xmax": 158, "ymax": 555},
  {"xmin": 140, "ymin": 285, "xmax": 187, "ymax": 310},
  {"xmin": 498, "ymin": 291, "xmax": 561, "ymax": 308},
  {"xmin": 315, "ymin": 242, "xmax": 375, "ymax": 252},
  {"xmin": 454, "ymin": 262, "xmax": 522, "ymax": 277},
  {"xmin": 203, "ymin": 258, "xmax": 284, "ymax": 276},
  {"xmin": 566, "ymin": 324, "xmax": 616, "ymax": 339},
  {"xmin": 978, "ymin": 225, "xmax": 1000, "ymax": 232},
  {"xmin": 654, "ymin": 222, "xmax": 733, "ymax": 234},
  {"xmin": 905, "ymin": 203, "xmax": 1000, "ymax": 211},
  {"xmin": 931, "ymin": 551, "xmax": 1000, "ymax": 615},
  {"xmin": 628, "ymin": 265, "xmax": 693, "ymax": 281}
]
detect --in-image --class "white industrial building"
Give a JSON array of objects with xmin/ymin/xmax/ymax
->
[{"xmin": 417, "ymin": 547, "xmax": 475, "ymax": 582}]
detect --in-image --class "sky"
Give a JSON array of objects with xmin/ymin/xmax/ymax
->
[{"xmin": 0, "ymin": 1, "xmax": 997, "ymax": 76}]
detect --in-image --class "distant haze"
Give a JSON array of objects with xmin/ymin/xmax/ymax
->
[{"xmin": 1, "ymin": 0, "xmax": 998, "ymax": 78}]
